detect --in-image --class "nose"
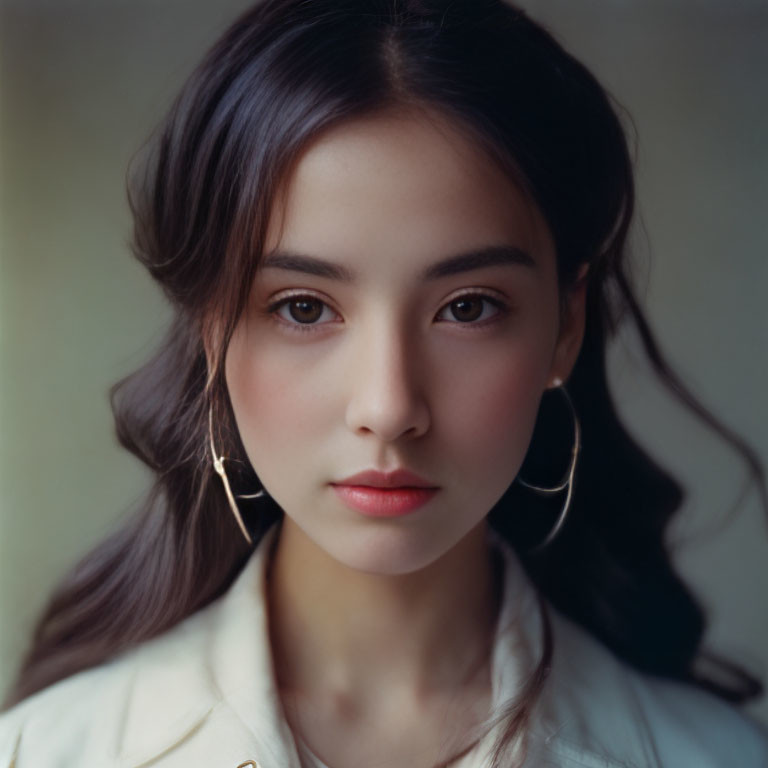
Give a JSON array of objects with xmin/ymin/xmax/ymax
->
[{"xmin": 344, "ymin": 320, "xmax": 431, "ymax": 443}]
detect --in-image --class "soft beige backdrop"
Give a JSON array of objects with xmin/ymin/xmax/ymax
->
[{"xmin": 1, "ymin": 0, "xmax": 766, "ymax": 725}]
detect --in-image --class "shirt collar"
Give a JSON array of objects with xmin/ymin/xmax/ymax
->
[{"xmin": 118, "ymin": 521, "xmax": 299, "ymax": 767}]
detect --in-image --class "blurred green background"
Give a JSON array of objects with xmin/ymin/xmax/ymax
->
[{"xmin": 1, "ymin": 0, "xmax": 766, "ymax": 723}]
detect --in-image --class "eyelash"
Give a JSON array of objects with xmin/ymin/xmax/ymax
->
[{"xmin": 265, "ymin": 291, "xmax": 510, "ymax": 335}]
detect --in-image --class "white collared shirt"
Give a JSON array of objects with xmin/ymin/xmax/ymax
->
[{"xmin": 2, "ymin": 521, "xmax": 767, "ymax": 767}]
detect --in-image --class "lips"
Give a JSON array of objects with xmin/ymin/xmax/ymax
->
[
  {"xmin": 330, "ymin": 468, "xmax": 440, "ymax": 517},
  {"xmin": 333, "ymin": 468, "xmax": 437, "ymax": 489}
]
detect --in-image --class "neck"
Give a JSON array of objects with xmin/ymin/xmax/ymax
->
[{"xmin": 267, "ymin": 516, "xmax": 503, "ymax": 710}]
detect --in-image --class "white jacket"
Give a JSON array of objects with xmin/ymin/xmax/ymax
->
[{"xmin": 1, "ymin": 522, "xmax": 767, "ymax": 768}]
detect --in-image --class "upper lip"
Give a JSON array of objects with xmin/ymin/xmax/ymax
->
[{"xmin": 332, "ymin": 469, "xmax": 438, "ymax": 489}]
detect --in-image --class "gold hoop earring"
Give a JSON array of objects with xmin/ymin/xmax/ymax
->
[
  {"xmin": 516, "ymin": 380, "xmax": 580, "ymax": 554},
  {"xmin": 208, "ymin": 405, "xmax": 267, "ymax": 546}
]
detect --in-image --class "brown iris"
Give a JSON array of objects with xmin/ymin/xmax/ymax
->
[
  {"xmin": 449, "ymin": 297, "xmax": 484, "ymax": 322},
  {"xmin": 288, "ymin": 298, "xmax": 324, "ymax": 323}
]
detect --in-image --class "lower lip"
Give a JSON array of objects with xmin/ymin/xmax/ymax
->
[{"xmin": 331, "ymin": 485, "xmax": 439, "ymax": 517}]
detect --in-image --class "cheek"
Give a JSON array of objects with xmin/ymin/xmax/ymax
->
[
  {"xmin": 224, "ymin": 327, "xmax": 316, "ymax": 471},
  {"xmin": 432, "ymin": 334, "xmax": 552, "ymax": 481},
  {"xmin": 478, "ymin": 370, "xmax": 542, "ymax": 464}
]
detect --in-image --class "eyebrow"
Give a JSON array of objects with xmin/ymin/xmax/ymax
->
[{"xmin": 259, "ymin": 245, "xmax": 535, "ymax": 282}]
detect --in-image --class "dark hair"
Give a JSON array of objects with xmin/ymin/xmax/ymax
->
[{"xmin": 7, "ymin": 0, "xmax": 765, "ymax": 764}]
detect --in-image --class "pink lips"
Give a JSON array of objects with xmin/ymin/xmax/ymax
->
[{"xmin": 330, "ymin": 469, "xmax": 439, "ymax": 517}]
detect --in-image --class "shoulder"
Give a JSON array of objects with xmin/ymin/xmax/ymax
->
[
  {"xmin": 628, "ymin": 669, "xmax": 768, "ymax": 766},
  {"xmin": 0, "ymin": 652, "xmax": 135, "ymax": 767},
  {"xmin": 0, "ymin": 536, "xmax": 278, "ymax": 768},
  {"xmin": 542, "ymin": 609, "xmax": 768, "ymax": 768},
  {"xmin": 0, "ymin": 605, "xmax": 216, "ymax": 768}
]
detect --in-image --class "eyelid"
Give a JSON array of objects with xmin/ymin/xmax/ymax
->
[
  {"xmin": 268, "ymin": 288, "xmax": 334, "ymax": 305},
  {"xmin": 441, "ymin": 286, "xmax": 508, "ymax": 306}
]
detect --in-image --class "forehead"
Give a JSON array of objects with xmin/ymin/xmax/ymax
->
[{"xmin": 264, "ymin": 107, "xmax": 553, "ymax": 271}]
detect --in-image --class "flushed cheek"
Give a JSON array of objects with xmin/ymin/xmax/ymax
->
[
  {"xmin": 225, "ymin": 334, "xmax": 324, "ymax": 481},
  {"xmin": 435, "ymin": 347, "xmax": 548, "ymax": 489}
]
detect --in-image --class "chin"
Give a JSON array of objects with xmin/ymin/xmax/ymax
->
[{"xmin": 313, "ymin": 522, "xmax": 465, "ymax": 577}]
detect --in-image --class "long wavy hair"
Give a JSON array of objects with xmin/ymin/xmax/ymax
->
[{"xmin": 6, "ymin": 0, "xmax": 765, "ymax": 764}]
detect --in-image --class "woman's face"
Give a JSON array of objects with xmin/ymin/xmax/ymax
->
[{"xmin": 226, "ymin": 107, "xmax": 585, "ymax": 575}]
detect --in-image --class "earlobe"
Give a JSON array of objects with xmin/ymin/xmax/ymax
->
[{"xmin": 549, "ymin": 264, "xmax": 589, "ymax": 386}]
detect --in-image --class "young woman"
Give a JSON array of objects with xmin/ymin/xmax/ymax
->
[{"xmin": 1, "ymin": 1, "xmax": 766, "ymax": 766}]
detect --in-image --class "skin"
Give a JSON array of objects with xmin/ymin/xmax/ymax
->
[{"xmin": 225, "ymin": 106, "xmax": 586, "ymax": 766}]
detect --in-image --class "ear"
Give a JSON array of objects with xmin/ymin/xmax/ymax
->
[{"xmin": 547, "ymin": 263, "xmax": 588, "ymax": 387}]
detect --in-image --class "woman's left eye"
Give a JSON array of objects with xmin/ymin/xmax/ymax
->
[{"xmin": 435, "ymin": 294, "xmax": 507, "ymax": 325}]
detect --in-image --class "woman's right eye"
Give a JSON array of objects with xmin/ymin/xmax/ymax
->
[{"xmin": 267, "ymin": 295, "xmax": 340, "ymax": 331}]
